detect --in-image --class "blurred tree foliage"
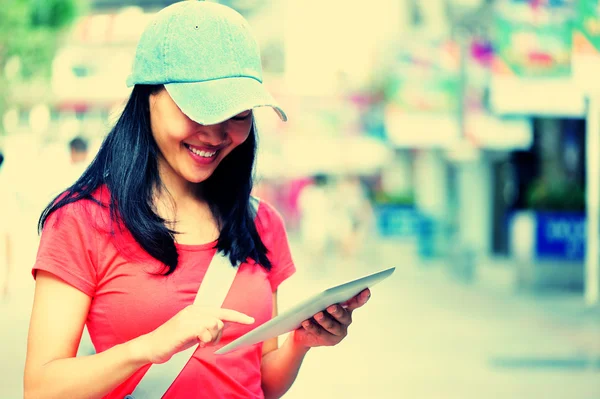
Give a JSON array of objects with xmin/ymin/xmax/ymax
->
[
  {"xmin": 0, "ymin": 0, "xmax": 81, "ymax": 77},
  {"xmin": 374, "ymin": 190, "xmax": 415, "ymax": 206},
  {"xmin": 525, "ymin": 179, "xmax": 585, "ymax": 212},
  {"xmin": 0, "ymin": 0, "xmax": 82, "ymax": 132}
]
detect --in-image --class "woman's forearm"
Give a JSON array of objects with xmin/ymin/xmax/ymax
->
[
  {"xmin": 24, "ymin": 335, "xmax": 150, "ymax": 399},
  {"xmin": 261, "ymin": 332, "xmax": 310, "ymax": 399}
]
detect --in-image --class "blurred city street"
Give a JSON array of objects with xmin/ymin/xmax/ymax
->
[
  {"xmin": 1, "ymin": 234, "xmax": 599, "ymax": 398},
  {"xmin": 2, "ymin": 0, "xmax": 600, "ymax": 398}
]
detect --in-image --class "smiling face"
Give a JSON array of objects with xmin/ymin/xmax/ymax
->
[{"xmin": 149, "ymin": 88, "xmax": 253, "ymax": 195}]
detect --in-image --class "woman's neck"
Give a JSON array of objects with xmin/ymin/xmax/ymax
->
[
  {"xmin": 157, "ymin": 155, "xmax": 201, "ymax": 199},
  {"xmin": 154, "ymin": 181, "xmax": 220, "ymax": 245},
  {"xmin": 152, "ymin": 157, "xmax": 221, "ymax": 246},
  {"xmin": 153, "ymin": 172, "xmax": 218, "ymax": 245},
  {"xmin": 154, "ymin": 160, "xmax": 206, "ymax": 218}
]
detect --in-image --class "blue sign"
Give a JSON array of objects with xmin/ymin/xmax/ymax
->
[
  {"xmin": 375, "ymin": 205, "xmax": 421, "ymax": 237},
  {"xmin": 535, "ymin": 213, "xmax": 585, "ymax": 261}
]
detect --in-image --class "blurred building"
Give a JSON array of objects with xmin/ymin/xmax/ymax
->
[{"xmin": 2, "ymin": 0, "xmax": 599, "ymax": 298}]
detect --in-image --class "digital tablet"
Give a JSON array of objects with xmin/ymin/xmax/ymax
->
[{"xmin": 215, "ymin": 266, "xmax": 396, "ymax": 355}]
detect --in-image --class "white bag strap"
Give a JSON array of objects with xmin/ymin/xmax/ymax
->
[
  {"xmin": 126, "ymin": 251, "xmax": 236, "ymax": 399},
  {"xmin": 124, "ymin": 197, "xmax": 260, "ymax": 399}
]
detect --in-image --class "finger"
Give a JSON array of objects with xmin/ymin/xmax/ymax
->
[
  {"xmin": 325, "ymin": 304, "xmax": 352, "ymax": 326},
  {"xmin": 204, "ymin": 318, "xmax": 224, "ymax": 336},
  {"xmin": 197, "ymin": 329, "xmax": 214, "ymax": 347},
  {"xmin": 217, "ymin": 308, "xmax": 255, "ymax": 325},
  {"xmin": 343, "ymin": 289, "xmax": 371, "ymax": 312},
  {"xmin": 301, "ymin": 319, "xmax": 323, "ymax": 336},
  {"xmin": 314, "ymin": 311, "xmax": 345, "ymax": 336}
]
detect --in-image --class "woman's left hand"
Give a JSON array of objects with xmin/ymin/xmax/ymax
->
[{"xmin": 292, "ymin": 288, "xmax": 371, "ymax": 350}]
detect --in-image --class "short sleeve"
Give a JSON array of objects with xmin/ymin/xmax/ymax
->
[
  {"xmin": 255, "ymin": 201, "xmax": 296, "ymax": 292},
  {"xmin": 33, "ymin": 201, "xmax": 99, "ymax": 297}
]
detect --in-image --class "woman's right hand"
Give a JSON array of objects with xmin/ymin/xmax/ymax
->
[{"xmin": 136, "ymin": 305, "xmax": 255, "ymax": 364}]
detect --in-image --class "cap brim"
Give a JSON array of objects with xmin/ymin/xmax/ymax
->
[{"xmin": 164, "ymin": 77, "xmax": 287, "ymax": 125}]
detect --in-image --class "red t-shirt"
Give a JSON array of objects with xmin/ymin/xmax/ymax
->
[{"xmin": 32, "ymin": 186, "xmax": 296, "ymax": 398}]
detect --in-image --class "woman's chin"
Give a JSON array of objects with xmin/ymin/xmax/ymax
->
[{"xmin": 185, "ymin": 169, "xmax": 215, "ymax": 184}]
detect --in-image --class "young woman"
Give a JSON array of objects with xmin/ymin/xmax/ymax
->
[{"xmin": 24, "ymin": 2, "xmax": 370, "ymax": 398}]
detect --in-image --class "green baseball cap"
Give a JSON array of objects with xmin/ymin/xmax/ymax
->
[{"xmin": 126, "ymin": 0, "xmax": 287, "ymax": 125}]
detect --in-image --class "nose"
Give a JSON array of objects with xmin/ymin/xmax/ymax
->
[{"xmin": 194, "ymin": 121, "xmax": 228, "ymax": 144}]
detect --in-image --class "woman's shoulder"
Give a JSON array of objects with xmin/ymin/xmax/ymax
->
[
  {"xmin": 253, "ymin": 197, "xmax": 287, "ymax": 231},
  {"xmin": 44, "ymin": 185, "xmax": 112, "ymax": 231}
]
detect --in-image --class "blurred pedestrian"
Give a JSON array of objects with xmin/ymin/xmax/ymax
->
[
  {"xmin": 298, "ymin": 174, "xmax": 335, "ymax": 262},
  {"xmin": 69, "ymin": 136, "xmax": 89, "ymax": 164},
  {"xmin": 64, "ymin": 135, "xmax": 90, "ymax": 186},
  {"xmin": 332, "ymin": 176, "xmax": 374, "ymax": 260},
  {"xmin": 24, "ymin": 2, "xmax": 371, "ymax": 399},
  {"xmin": 0, "ymin": 150, "xmax": 15, "ymax": 301}
]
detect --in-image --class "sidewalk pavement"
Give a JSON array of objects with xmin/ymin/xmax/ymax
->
[{"xmin": 280, "ymin": 237, "xmax": 600, "ymax": 398}]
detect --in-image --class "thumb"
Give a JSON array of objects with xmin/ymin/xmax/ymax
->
[{"xmin": 343, "ymin": 289, "xmax": 371, "ymax": 312}]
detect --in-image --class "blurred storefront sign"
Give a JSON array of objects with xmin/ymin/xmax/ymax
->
[
  {"xmin": 537, "ymin": 212, "xmax": 586, "ymax": 261},
  {"xmin": 490, "ymin": 76, "xmax": 585, "ymax": 116},
  {"xmin": 385, "ymin": 36, "xmax": 533, "ymax": 150},
  {"xmin": 494, "ymin": 3, "xmax": 573, "ymax": 78},
  {"xmin": 259, "ymin": 135, "xmax": 392, "ymax": 179},
  {"xmin": 490, "ymin": 0, "xmax": 585, "ymax": 116},
  {"xmin": 572, "ymin": 0, "xmax": 600, "ymax": 93},
  {"xmin": 462, "ymin": 37, "xmax": 534, "ymax": 151},
  {"xmin": 465, "ymin": 114, "xmax": 533, "ymax": 150},
  {"xmin": 383, "ymin": 38, "xmax": 462, "ymax": 148},
  {"xmin": 443, "ymin": 113, "xmax": 533, "ymax": 156},
  {"xmin": 385, "ymin": 39, "xmax": 460, "ymax": 115},
  {"xmin": 510, "ymin": 211, "xmax": 586, "ymax": 261}
]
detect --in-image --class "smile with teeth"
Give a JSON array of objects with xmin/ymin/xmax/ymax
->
[{"xmin": 185, "ymin": 144, "xmax": 217, "ymax": 158}]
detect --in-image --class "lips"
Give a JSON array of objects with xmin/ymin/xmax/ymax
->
[{"xmin": 183, "ymin": 143, "xmax": 222, "ymax": 165}]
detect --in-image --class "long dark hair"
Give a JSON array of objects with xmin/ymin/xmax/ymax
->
[{"xmin": 39, "ymin": 84, "xmax": 271, "ymax": 274}]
